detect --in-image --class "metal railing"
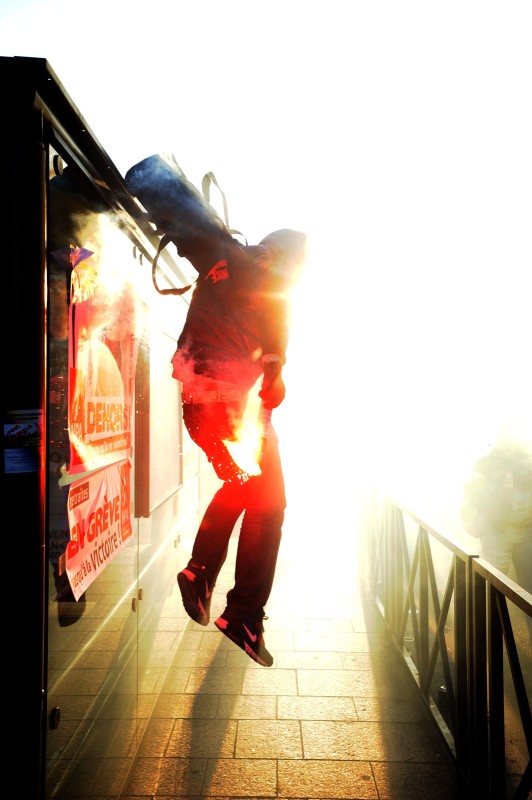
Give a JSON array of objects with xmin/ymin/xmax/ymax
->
[{"xmin": 360, "ymin": 491, "xmax": 532, "ymax": 800}]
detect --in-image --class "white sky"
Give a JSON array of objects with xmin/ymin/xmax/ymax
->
[{"xmin": 1, "ymin": 0, "xmax": 531, "ymax": 515}]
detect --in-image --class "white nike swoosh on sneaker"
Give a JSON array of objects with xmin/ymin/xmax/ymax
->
[{"xmin": 243, "ymin": 623, "xmax": 258, "ymax": 643}]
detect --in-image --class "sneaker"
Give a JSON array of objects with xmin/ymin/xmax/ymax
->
[
  {"xmin": 177, "ymin": 563, "xmax": 212, "ymax": 626},
  {"xmin": 214, "ymin": 609, "xmax": 273, "ymax": 667}
]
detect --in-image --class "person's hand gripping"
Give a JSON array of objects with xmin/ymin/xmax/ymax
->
[{"xmin": 259, "ymin": 358, "xmax": 285, "ymax": 409}]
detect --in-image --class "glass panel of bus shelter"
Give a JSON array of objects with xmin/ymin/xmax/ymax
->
[
  {"xmin": 135, "ymin": 299, "xmax": 190, "ymax": 692},
  {"xmin": 45, "ymin": 158, "xmax": 146, "ymax": 798}
]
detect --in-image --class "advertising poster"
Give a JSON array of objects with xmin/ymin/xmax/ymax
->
[
  {"xmin": 65, "ymin": 459, "xmax": 133, "ymax": 600},
  {"xmin": 3, "ymin": 408, "xmax": 43, "ymax": 474},
  {"xmin": 65, "ymin": 244, "xmax": 143, "ymax": 475}
]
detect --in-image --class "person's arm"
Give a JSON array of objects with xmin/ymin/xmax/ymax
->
[
  {"xmin": 255, "ymin": 269, "xmax": 290, "ymax": 409},
  {"xmin": 259, "ymin": 353, "xmax": 286, "ymax": 409},
  {"xmin": 253, "ymin": 230, "xmax": 307, "ymax": 408}
]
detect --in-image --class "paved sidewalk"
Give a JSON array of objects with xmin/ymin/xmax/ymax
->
[{"xmin": 121, "ymin": 533, "xmax": 460, "ymax": 799}]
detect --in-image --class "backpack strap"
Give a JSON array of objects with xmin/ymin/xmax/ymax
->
[
  {"xmin": 202, "ymin": 171, "xmax": 246, "ymax": 242},
  {"xmin": 152, "ymin": 234, "xmax": 194, "ymax": 296},
  {"xmin": 202, "ymin": 172, "xmax": 230, "ymax": 227},
  {"xmin": 151, "ymin": 171, "xmax": 246, "ymax": 296}
]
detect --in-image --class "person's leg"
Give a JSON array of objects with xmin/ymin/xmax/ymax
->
[
  {"xmin": 190, "ymin": 482, "xmax": 246, "ymax": 586},
  {"xmin": 226, "ymin": 506, "xmax": 284, "ymax": 619},
  {"xmin": 226, "ymin": 423, "xmax": 286, "ymax": 615},
  {"xmin": 178, "ymin": 400, "xmax": 251, "ymax": 624},
  {"xmin": 214, "ymin": 425, "xmax": 286, "ymax": 665},
  {"xmin": 178, "ymin": 477, "xmax": 247, "ymax": 625},
  {"xmin": 182, "ymin": 401, "xmax": 249, "ymax": 482}
]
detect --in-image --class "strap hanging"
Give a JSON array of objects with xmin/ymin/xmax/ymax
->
[
  {"xmin": 151, "ymin": 171, "xmax": 246, "ymax": 296},
  {"xmin": 202, "ymin": 171, "xmax": 230, "ymax": 228},
  {"xmin": 151, "ymin": 234, "xmax": 194, "ymax": 296},
  {"xmin": 202, "ymin": 171, "xmax": 246, "ymax": 241}
]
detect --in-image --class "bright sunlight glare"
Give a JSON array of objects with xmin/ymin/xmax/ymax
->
[{"xmin": 1, "ymin": 0, "xmax": 531, "ymax": 560}]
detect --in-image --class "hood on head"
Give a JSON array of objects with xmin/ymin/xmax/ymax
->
[{"xmin": 258, "ymin": 229, "xmax": 308, "ymax": 283}]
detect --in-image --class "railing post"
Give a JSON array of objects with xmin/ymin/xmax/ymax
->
[
  {"xmin": 383, "ymin": 499, "xmax": 399, "ymax": 635},
  {"xmin": 454, "ymin": 556, "xmax": 469, "ymax": 784},
  {"xmin": 487, "ymin": 584, "xmax": 506, "ymax": 799},
  {"xmin": 470, "ymin": 563, "xmax": 489, "ymax": 795},
  {"xmin": 392, "ymin": 505, "xmax": 404, "ymax": 639},
  {"xmin": 419, "ymin": 528, "xmax": 429, "ymax": 685},
  {"xmin": 362, "ymin": 494, "xmax": 532, "ymax": 799}
]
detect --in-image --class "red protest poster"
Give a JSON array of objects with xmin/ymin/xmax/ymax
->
[
  {"xmin": 64, "ymin": 245, "xmax": 144, "ymax": 474},
  {"xmin": 65, "ymin": 459, "xmax": 133, "ymax": 600}
]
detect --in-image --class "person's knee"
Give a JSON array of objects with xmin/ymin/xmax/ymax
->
[{"xmin": 241, "ymin": 508, "xmax": 284, "ymax": 535}]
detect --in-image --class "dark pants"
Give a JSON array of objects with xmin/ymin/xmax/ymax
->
[{"xmin": 183, "ymin": 402, "xmax": 286, "ymax": 620}]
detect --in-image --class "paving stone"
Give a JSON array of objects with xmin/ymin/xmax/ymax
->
[{"xmin": 236, "ymin": 719, "xmax": 303, "ymax": 758}]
